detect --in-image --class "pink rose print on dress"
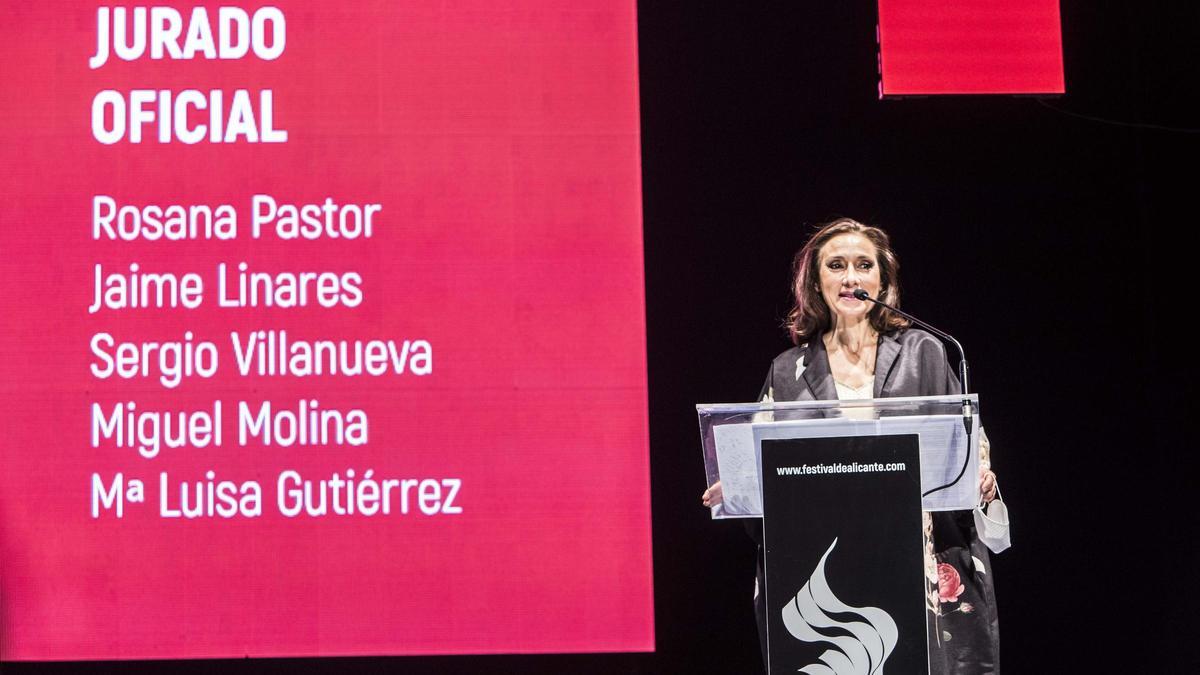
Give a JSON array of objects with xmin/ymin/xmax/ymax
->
[{"xmin": 936, "ymin": 563, "xmax": 965, "ymax": 604}]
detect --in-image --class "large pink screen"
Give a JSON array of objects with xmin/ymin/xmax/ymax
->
[{"xmin": 0, "ymin": 1, "xmax": 652, "ymax": 660}]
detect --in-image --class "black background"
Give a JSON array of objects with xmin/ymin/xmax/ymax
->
[
  {"xmin": 763, "ymin": 436, "xmax": 925, "ymax": 673},
  {"xmin": 13, "ymin": 2, "xmax": 1198, "ymax": 673}
]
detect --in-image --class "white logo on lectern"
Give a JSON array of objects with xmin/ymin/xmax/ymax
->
[{"xmin": 780, "ymin": 538, "xmax": 898, "ymax": 675}]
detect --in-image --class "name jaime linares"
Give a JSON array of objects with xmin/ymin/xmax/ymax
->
[{"xmin": 91, "ymin": 469, "xmax": 463, "ymax": 519}]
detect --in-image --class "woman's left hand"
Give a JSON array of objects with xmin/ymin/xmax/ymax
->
[
  {"xmin": 701, "ymin": 481, "xmax": 723, "ymax": 508},
  {"xmin": 979, "ymin": 465, "xmax": 997, "ymax": 503}
]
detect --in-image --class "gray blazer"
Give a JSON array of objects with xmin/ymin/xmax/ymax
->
[
  {"xmin": 760, "ymin": 328, "xmax": 961, "ymax": 402},
  {"xmin": 753, "ymin": 327, "xmax": 973, "ymax": 549}
]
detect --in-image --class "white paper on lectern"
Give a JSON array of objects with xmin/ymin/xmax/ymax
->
[
  {"xmin": 712, "ymin": 424, "xmax": 762, "ymax": 516},
  {"xmin": 711, "ymin": 414, "xmax": 978, "ymax": 514},
  {"xmin": 877, "ymin": 414, "xmax": 977, "ymax": 511}
]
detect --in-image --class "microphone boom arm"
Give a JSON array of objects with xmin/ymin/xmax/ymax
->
[{"xmin": 852, "ymin": 288, "xmax": 974, "ymax": 498}]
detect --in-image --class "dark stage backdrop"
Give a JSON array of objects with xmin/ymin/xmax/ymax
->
[
  {"xmin": 639, "ymin": 2, "xmax": 1197, "ymax": 673},
  {"xmin": 7, "ymin": 1, "xmax": 1197, "ymax": 673}
]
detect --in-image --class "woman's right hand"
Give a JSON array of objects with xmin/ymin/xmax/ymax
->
[{"xmin": 701, "ymin": 481, "xmax": 723, "ymax": 508}]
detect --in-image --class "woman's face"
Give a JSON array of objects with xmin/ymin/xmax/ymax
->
[{"xmin": 817, "ymin": 233, "xmax": 882, "ymax": 323}]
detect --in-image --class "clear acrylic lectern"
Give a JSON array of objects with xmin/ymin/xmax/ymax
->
[
  {"xmin": 697, "ymin": 394, "xmax": 981, "ymax": 517},
  {"xmin": 698, "ymin": 394, "xmax": 982, "ymax": 674}
]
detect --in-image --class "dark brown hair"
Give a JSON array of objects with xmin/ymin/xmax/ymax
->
[{"xmin": 785, "ymin": 217, "xmax": 910, "ymax": 344}]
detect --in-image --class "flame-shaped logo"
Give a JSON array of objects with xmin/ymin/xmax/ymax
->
[{"xmin": 780, "ymin": 538, "xmax": 898, "ymax": 675}]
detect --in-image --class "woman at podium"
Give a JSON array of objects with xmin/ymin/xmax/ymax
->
[{"xmin": 703, "ymin": 217, "xmax": 1001, "ymax": 673}]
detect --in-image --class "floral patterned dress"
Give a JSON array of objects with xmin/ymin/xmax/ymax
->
[{"xmin": 922, "ymin": 434, "xmax": 1001, "ymax": 674}]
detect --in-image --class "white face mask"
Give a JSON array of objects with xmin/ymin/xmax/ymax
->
[{"xmin": 973, "ymin": 486, "xmax": 1011, "ymax": 554}]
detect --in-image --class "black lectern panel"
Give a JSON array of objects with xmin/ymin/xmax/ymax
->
[{"xmin": 762, "ymin": 434, "xmax": 926, "ymax": 674}]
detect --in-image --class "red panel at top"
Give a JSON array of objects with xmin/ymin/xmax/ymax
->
[{"xmin": 878, "ymin": 0, "xmax": 1065, "ymax": 96}]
